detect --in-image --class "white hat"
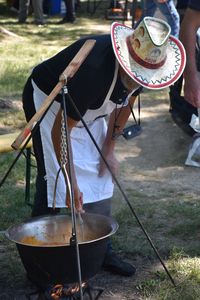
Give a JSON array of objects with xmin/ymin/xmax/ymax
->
[{"xmin": 111, "ymin": 17, "xmax": 186, "ymax": 90}]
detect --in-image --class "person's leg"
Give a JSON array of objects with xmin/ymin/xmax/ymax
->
[
  {"xmin": 32, "ymin": 0, "xmax": 45, "ymax": 24},
  {"xmin": 83, "ymin": 199, "xmax": 111, "ymax": 217},
  {"xmin": 58, "ymin": 0, "xmax": 75, "ymax": 23},
  {"xmin": 156, "ymin": 0, "xmax": 180, "ymax": 37},
  {"xmin": 66, "ymin": 0, "xmax": 75, "ymax": 21},
  {"xmin": 43, "ymin": 0, "xmax": 50, "ymax": 15},
  {"xmin": 83, "ymin": 199, "xmax": 112, "ymax": 251},
  {"xmin": 18, "ymin": 0, "xmax": 30, "ymax": 22},
  {"xmin": 83, "ymin": 199, "xmax": 136, "ymax": 276}
]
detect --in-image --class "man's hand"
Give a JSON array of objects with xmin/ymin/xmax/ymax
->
[{"xmin": 66, "ymin": 185, "xmax": 84, "ymax": 213}]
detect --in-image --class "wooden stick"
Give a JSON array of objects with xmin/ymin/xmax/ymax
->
[{"xmin": 11, "ymin": 39, "xmax": 96, "ymax": 150}]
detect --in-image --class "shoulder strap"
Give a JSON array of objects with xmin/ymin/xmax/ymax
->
[{"xmin": 129, "ymin": 94, "xmax": 141, "ymax": 126}]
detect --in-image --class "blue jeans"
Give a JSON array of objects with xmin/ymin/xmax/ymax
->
[{"xmin": 142, "ymin": 0, "xmax": 180, "ymax": 38}]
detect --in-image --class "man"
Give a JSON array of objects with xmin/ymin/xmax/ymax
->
[
  {"xmin": 180, "ymin": 0, "xmax": 200, "ymax": 108},
  {"xmin": 22, "ymin": 17, "xmax": 185, "ymax": 276}
]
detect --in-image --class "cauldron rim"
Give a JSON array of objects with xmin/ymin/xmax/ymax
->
[{"xmin": 5, "ymin": 212, "xmax": 119, "ymax": 247}]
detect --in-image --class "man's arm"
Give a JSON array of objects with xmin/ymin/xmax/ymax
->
[
  {"xmin": 99, "ymin": 95, "xmax": 137, "ymax": 177},
  {"xmin": 180, "ymin": 8, "xmax": 200, "ymax": 108},
  {"xmin": 51, "ymin": 108, "xmax": 78, "ymax": 160}
]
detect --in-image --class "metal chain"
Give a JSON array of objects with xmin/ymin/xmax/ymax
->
[{"xmin": 60, "ymin": 110, "xmax": 68, "ymax": 166}]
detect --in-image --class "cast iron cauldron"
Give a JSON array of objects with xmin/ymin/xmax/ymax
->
[{"xmin": 5, "ymin": 213, "xmax": 118, "ymax": 289}]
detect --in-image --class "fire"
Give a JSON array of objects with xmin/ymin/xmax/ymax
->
[{"xmin": 49, "ymin": 282, "xmax": 87, "ymax": 299}]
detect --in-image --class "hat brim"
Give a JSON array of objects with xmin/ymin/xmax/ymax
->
[{"xmin": 111, "ymin": 22, "xmax": 186, "ymax": 90}]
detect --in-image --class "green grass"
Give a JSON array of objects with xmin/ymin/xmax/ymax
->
[
  {"xmin": 0, "ymin": 151, "xmax": 34, "ymax": 229},
  {"xmin": 137, "ymin": 249, "xmax": 200, "ymax": 300},
  {"xmin": 112, "ymin": 188, "xmax": 200, "ymax": 253},
  {"xmin": 0, "ymin": 0, "xmax": 112, "ymax": 98}
]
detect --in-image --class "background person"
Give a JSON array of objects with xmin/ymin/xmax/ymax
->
[
  {"xmin": 169, "ymin": 0, "xmax": 200, "ymax": 167},
  {"xmin": 138, "ymin": 0, "xmax": 180, "ymax": 38},
  {"xmin": 180, "ymin": 0, "xmax": 200, "ymax": 108}
]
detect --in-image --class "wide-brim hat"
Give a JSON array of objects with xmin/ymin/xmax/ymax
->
[{"xmin": 111, "ymin": 17, "xmax": 186, "ymax": 90}]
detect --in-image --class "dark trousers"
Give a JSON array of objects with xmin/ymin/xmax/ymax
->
[
  {"xmin": 84, "ymin": 199, "xmax": 113, "ymax": 253},
  {"xmin": 63, "ymin": 0, "xmax": 75, "ymax": 21},
  {"xmin": 83, "ymin": 199, "xmax": 111, "ymax": 217}
]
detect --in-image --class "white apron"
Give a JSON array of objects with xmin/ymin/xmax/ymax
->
[{"xmin": 32, "ymin": 61, "xmax": 131, "ymax": 207}]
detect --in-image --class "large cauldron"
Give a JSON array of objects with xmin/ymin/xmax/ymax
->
[{"xmin": 5, "ymin": 213, "xmax": 118, "ymax": 289}]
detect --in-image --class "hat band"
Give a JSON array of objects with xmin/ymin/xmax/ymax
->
[{"xmin": 126, "ymin": 37, "xmax": 166, "ymax": 70}]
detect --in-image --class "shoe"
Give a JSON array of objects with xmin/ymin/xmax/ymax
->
[
  {"xmin": 10, "ymin": 6, "xmax": 19, "ymax": 13},
  {"xmin": 34, "ymin": 20, "xmax": 47, "ymax": 26},
  {"xmin": 171, "ymin": 111, "xmax": 195, "ymax": 137},
  {"xmin": 18, "ymin": 20, "xmax": 27, "ymax": 24},
  {"xmin": 57, "ymin": 17, "xmax": 75, "ymax": 24},
  {"xmin": 102, "ymin": 251, "xmax": 136, "ymax": 277}
]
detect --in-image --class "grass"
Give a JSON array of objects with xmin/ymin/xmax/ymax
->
[
  {"xmin": 113, "ymin": 190, "xmax": 200, "ymax": 256},
  {"xmin": 0, "ymin": 1, "xmax": 200, "ymax": 299},
  {"xmin": 137, "ymin": 250, "xmax": 200, "ymax": 299},
  {"xmin": 0, "ymin": 0, "xmax": 111, "ymax": 99}
]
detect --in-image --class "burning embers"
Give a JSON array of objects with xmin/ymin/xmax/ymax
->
[
  {"xmin": 43, "ymin": 282, "xmax": 104, "ymax": 300},
  {"xmin": 45, "ymin": 282, "xmax": 87, "ymax": 300}
]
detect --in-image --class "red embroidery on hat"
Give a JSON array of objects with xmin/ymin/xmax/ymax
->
[{"xmin": 126, "ymin": 37, "xmax": 166, "ymax": 70}]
